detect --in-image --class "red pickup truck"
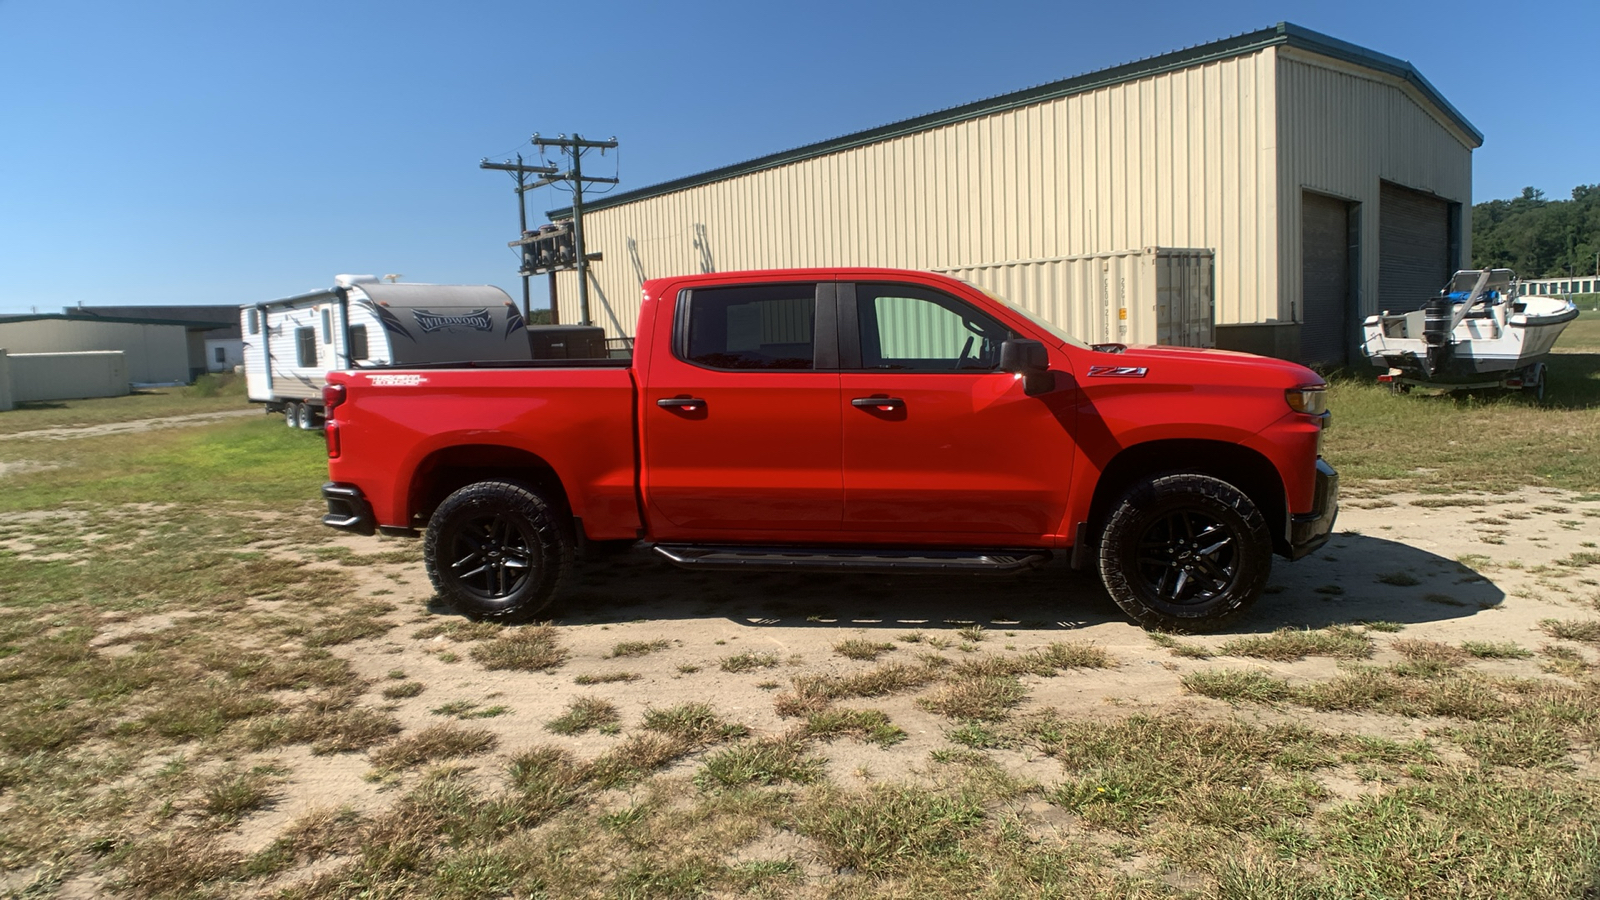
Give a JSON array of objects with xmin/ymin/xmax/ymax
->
[{"xmin": 320, "ymin": 268, "xmax": 1335, "ymax": 631}]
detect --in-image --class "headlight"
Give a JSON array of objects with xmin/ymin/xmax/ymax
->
[{"xmin": 1286, "ymin": 385, "xmax": 1328, "ymax": 416}]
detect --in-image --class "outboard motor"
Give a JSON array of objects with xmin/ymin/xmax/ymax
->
[{"xmin": 1421, "ymin": 293, "xmax": 1454, "ymax": 375}]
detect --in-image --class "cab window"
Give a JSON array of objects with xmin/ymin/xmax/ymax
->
[
  {"xmin": 857, "ymin": 283, "xmax": 1011, "ymax": 371},
  {"xmin": 682, "ymin": 284, "xmax": 817, "ymax": 370}
]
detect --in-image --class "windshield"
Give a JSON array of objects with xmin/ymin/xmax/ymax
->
[{"xmin": 956, "ymin": 278, "xmax": 1091, "ymax": 350}]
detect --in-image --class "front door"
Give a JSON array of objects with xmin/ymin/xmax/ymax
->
[
  {"xmin": 642, "ymin": 280, "xmax": 843, "ymax": 536},
  {"xmin": 839, "ymin": 281, "xmax": 1077, "ymax": 541}
]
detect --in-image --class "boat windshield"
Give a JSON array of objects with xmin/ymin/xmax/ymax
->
[
  {"xmin": 1448, "ymin": 269, "xmax": 1515, "ymax": 297},
  {"xmin": 954, "ymin": 279, "xmax": 1091, "ymax": 350}
]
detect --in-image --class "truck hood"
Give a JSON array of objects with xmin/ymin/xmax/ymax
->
[{"xmin": 1085, "ymin": 344, "xmax": 1323, "ymax": 387}]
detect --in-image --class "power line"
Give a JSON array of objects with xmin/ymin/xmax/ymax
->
[
  {"xmin": 523, "ymin": 133, "xmax": 619, "ymax": 327},
  {"xmin": 478, "ymin": 154, "xmax": 559, "ymax": 317}
]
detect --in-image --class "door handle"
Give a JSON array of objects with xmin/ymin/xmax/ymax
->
[
  {"xmin": 851, "ymin": 396, "xmax": 904, "ymax": 411},
  {"xmin": 657, "ymin": 397, "xmax": 705, "ymax": 411}
]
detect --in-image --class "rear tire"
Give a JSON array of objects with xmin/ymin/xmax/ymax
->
[
  {"xmin": 284, "ymin": 402, "xmax": 300, "ymax": 428},
  {"xmin": 1098, "ymin": 474, "xmax": 1272, "ymax": 632},
  {"xmin": 424, "ymin": 481, "xmax": 573, "ymax": 620},
  {"xmin": 296, "ymin": 402, "xmax": 317, "ymax": 430}
]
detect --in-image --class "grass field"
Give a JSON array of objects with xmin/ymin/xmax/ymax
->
[
  {"xmin": 1325, "ymin": 309, "xmax": 1600, "ymax": 494},
  {"xmin": 1, "ymin": 356, "xmax": 1598, "ymax": 897},
  {"xmin": 0, "ymin": 373, "xmax": 252, "ymax": 435}
]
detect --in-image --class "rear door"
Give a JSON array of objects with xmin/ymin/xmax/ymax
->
[
  {"xmin": 838, "ymin": 281, "xmax": 1077, "ymax": 541},
  {"xmin": 641, "ymin": 280, "xmax": 843, "ymax": 535}
]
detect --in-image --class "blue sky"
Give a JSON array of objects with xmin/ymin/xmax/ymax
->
[{"xmin": 1, "ymin": 0, "xmax": 1594, "ymax": 313}]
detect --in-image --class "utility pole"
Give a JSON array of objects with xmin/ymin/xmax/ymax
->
[
  {"xmin": 531, "ymin": 133, "xmax": 618, "ymax": 326},
  {"xmin": 479, "ymin": 155, "xmax": 558, "ymax": 317}
]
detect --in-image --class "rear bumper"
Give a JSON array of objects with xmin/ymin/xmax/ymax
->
[
  {"xmin": 1287, "ymin": 459, "xmax": 1338, "ymax": 560},
  {"xmin": 322, "ymin": 482, "xmax": 376, "ymax": 536}
]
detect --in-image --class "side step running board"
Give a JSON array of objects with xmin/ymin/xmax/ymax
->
[{"xmin": 652, "ymin": 544, "xmax": 1050, "ymax": 575}]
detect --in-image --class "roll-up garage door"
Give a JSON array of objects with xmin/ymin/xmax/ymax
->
[
  {"xmin": 1301, "ymin": 191, "xmax": 1350, "ymax": 368},
  {"xmin": 1379, "ymin": 182, "xmax": 1451, "ymax": 313}
]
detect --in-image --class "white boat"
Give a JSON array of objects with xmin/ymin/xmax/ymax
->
[{"xmin": 1361, "ymin": 268, "xmax": 1579, "ymax": 397}]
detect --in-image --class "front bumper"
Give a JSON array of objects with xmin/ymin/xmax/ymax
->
[
  {"xmin": 322, "ymin": 482, "xmax": 376, "ymax": 536},
  {"xmin": 1287, "ymin": 459, "xmax": 1338, "ymax": 560}
]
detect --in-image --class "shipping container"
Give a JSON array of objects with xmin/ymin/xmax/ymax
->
[{"xmin": 938, "ymin": 247, "xmax": 1215, "ymax": 348}]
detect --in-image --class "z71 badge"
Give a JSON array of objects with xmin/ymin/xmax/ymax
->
[{"xmin": 1087, "ymin": 365, "xmax": 1149, "ymax": 378}]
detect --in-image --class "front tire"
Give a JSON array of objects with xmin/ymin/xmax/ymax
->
[
  {"xmin": 424, "ymin": 481, "xmax": 573, "ymax": 620},
  {"xmin": 296, "ymin": 402, "xmax": 318, "ymax": 430},
  {"xmin": 1098, "ymin": 474, "xmax": 1272, "ymax": 632},
  {"xmin": 284, "ymin": 402, "xmax": 300, "ymax": 428}
]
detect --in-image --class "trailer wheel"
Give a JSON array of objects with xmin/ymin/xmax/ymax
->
[
  {"xmin": 296, "ymin": 402, "xmax": 318, "ymax": 430},
  {"xmin": 1098, "ymin": 474, "xmax": 1272, "ymax": 632},
  {"xmin": 284, "ymin": 402, "xmax": 300, "ymax": 428},
  {"xmin": 424, "ymin": 481, "xmax": 573, "ymax": 620}
]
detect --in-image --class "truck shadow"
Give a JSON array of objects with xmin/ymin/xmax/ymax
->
[{"xmin": 521, "ymin": 531, "xmax": 1504, "ymax": 635}]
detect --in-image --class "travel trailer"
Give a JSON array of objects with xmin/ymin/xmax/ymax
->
[{"xmin": 243, "ymin": 276, "xmax": 535, "ymax": 428}]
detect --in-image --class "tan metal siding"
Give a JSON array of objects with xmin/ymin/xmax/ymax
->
[
  {"xmin": 6, "ymin": 351, "xmax": 130, "ymax": 402},
  {"xmin": 0, "ymin": 320, "xmax": 190, "ymax": 384},
  {"xmin": 940, "ymin": 247, "xmax": 1214, "ymax": 347},
  {"xmin": 559, "ymin": 50, "xmax": 1279, "ymax": 337},
  {"xmin": 1276, "ymin": 51, "xmax": 1474, "ymax": 324}
]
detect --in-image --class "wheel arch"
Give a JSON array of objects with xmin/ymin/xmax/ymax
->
[
  {"xmin": 408, "ymin": 444, "xmax": 573, "ymax": 529},
  {"xmin": 1086, "ymin": 439, "xmax": 1290, "ymax": 557}
]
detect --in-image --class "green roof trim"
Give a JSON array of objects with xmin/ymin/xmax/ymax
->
[
  {"xmin": 549, "ymin": 22, "xmax": 1480, "ymax": 219},
  {"xmin": 0, "ymin": 313, "xmax": 234, "ymax": 330}
]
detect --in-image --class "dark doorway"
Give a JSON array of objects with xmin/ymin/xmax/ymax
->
[
  {"xmin": 1302, "ymin": 191, "xmax": 1354, "ymax": 368},
  {"xmin": 1378, "ymin": 181, "xmax": 1452, "ymax": 313}
]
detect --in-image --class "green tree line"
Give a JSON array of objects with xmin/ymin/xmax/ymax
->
[{"xmin": 1472, "ymin": 183, "xmax": 1600, "ymax": 279}]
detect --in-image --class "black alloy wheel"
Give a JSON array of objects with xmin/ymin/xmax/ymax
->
[
  {"xmin": 1133, "ymin": 508, "xmax": 1240, "ymax": 605},
  {"xmin": 424, "ymin": 480, "xmax": 572, "ymax": 620},
  {"xmin": 447, "ymin": 511, "xmax": 537, "ymax": 600},
  {"xmin": 1098, "ymin": 473, "xmax": 1272, "ymax": 632}
]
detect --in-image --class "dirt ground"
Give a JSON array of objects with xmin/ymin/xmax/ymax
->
[
  {"xmin": 0, "ymin": 409, "xmax": 258, "ymax": 442},
  {"xmin": 111, "ymin": 484, "xmax": 1596, "ymax": 866}
]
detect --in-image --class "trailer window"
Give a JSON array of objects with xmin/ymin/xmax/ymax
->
[
  {"xmin": 321, "ymin": 309, "xmax": 333, "ymax": 343},
  {"xmin": 348, "ymin": 325, "xmax": 369, "ymax": 361},
  {"xmin": 296, "ymin": 327, "xmax": 318, "ymax": 367}
]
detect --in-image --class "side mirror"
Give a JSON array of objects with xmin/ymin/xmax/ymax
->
[{"xmin": 1000, "ymin": 339, "xmax": 1052, "ymax": 396}]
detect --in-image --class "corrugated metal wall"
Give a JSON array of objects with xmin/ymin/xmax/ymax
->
[
  {"xmin": 940, "ymin": 248, "xmax": 1214, "ymax": 347},
  {"xmin": 0, "ymin": 320, "xmax": 190, "ymax": 384},
  {"xmin": 5, "ymin": 351, "xmax": 130, "ymax": 402},
  {"xmin": 0, "ymin": 349, "xmax": 13, "ymax": 411},
  {"xmin": 559, "ymin": 49, "xmax": 1279, "ymax": 337},
  {"xmin": 1275, "ymin": 50, "xmax": 1474, "ymax": 324}
]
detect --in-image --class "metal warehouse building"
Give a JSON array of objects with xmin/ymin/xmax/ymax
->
[{"xmin": 546, "ymin": 22, "xmax": 1480, "ymax": 367}]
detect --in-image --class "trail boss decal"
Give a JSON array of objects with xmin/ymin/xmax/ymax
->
[
  {"xmin": 366, "ymin": 374, "xmax": 429, "ymax": 387},
  {"xmin": 1087, "ymin": 365, "xmax": 1149, "ymax": 378},
  {"xmin": 412, "ymin": 309, "xmax": 493, "ymax": 334}
]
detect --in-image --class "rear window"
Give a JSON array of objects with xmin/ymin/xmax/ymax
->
[{"xmin": 683, "ymin": 284, "xmax": 817, "ymax": 370}]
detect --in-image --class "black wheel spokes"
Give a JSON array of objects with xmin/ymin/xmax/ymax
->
[
  {"xmin": 1135, "ymin": 510, "xmax": 1238, "ymax": 605},
  {"xmin": 450, "ymin": 514, "xmax": 536, "ymax": 599}
]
